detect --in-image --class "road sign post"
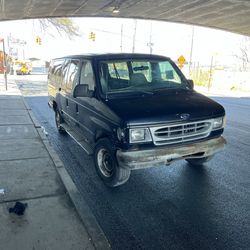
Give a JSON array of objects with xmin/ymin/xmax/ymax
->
[{"xmin": 177, "ymin": 55, "xmax": 186, "ymax": 69}]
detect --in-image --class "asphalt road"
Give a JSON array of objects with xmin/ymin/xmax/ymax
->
[{"xmin": 16, "ymin": 77, "xmax": 250, "ymax": 250}]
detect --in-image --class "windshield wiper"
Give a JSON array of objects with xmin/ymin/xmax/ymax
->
[
  {"xmin": 133, "ymin": 89, "xmax": 154, "ymax": 95},
  {"xmin": 107, "ymin": 88, "xmax": 154, "ymax": 96},
  {"xmin": 122, "ymin": 86, "xmax": 154, "ymax": 95},
  {"xmin": 153, "ymin": 86, "xmax": 188, "ymax": 91}
]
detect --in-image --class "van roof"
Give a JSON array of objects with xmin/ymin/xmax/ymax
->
[{"xmin": 52, "ymin": 53, "xmax": 170, "ymax": 61}]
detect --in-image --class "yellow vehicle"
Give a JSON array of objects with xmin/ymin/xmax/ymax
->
[{"xmin": 14, "ymin": 61, "xmax": 32, "ymax": 75}]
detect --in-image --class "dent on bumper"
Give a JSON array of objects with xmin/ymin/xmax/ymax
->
[{"xmin": 116, "ymin": 136, "xmax": 226, "ymax": 170}]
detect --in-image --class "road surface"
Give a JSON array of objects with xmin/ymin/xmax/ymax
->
[{"xmin": 15, "ymin": 76, "xmax": 250, "ymax": 250}]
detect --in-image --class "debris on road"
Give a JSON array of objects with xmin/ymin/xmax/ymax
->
[{"xmin": 9, "ymin": 201, "xmax": 28, "ymax": 216}]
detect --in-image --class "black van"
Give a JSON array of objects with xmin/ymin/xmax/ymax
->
[{"xmin": 48, "ymin": 53, "xmax": 226, "ymax": 187}]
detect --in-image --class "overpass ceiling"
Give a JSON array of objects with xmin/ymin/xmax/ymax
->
[{"xmin": 0, "ymin": 0, "xmax": 250, "ymax": 36}]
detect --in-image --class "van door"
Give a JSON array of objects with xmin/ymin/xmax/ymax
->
[
  {"xmin": 74, "ymin": 61, "xmax": 97, "ymax": 144},
  {"xmin": 65, "ymin": 59, "xmax": 81, "ymax": 127},
  {"xmin": 60, "ymin": 59, "xmax": 80, "ymax": 126},
  {"xmin": 58, "ymin": 59, "xmax": 70, "ymax": 122}
]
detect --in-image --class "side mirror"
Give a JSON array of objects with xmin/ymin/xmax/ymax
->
[
  {"xmin": 73, "ymin": 84, "xmax": 93, "ymax": 98},
  {"xmin": 187, "ymin": 79, "xmax": 194, "ymax": 89}
]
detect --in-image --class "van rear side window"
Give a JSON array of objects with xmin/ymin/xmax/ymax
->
[
  {"xmin": 66, "ymin": 60, "xmax": 80, "ymax": 91},
  {"xmin": 50, "ymin": 59, "xmax": 64, "ymax": 84}
]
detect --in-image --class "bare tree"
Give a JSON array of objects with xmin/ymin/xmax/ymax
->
[
  {"xmin": 234, "ymin": 37, "xmax": 250, "ymax": 71},
  {"xmin": 37, "ymin": 18, "xmax": 80, "ymax": 39}
]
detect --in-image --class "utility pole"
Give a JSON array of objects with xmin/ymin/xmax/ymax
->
[
  {"xmin": 132, "ymin": 20, "xmax": 137, "ymax": 53},
  {"xmin": 120, "ymin": 24, "xmax": 123, "ymax": 52},
  {"xmin": 0, "ymin": 38, "xmax": 8, "ymax": 90},
  {"xmin": 189, "ymin": 26, "xmax": 194, "ymax": 78},
  {"xmin": 208, "ymin": 55, "xmax": 214, "ymax": 91},
  {"xmin": 147, "ymin": 21, "xmax": 154, "ymax": 54}
]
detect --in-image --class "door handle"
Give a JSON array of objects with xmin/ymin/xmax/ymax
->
[{"xmin": 76, "ymin": 104, "xmax": 79, "ymax": 113}]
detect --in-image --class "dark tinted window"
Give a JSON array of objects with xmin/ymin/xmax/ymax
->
[
  {"xmin": 66, "ymin": 59, "xmax": 80, "ymax": 91},
  {"xmin": 80, "ymin": 61, "xmax": 95, "ymax": 90},
  {"xmin": 49, "ymin": 59, "xmax": 64, "ymax": 84},
  {"xmin": 61, "ymin": 60, "xmax": 71, "ymax": 90}
]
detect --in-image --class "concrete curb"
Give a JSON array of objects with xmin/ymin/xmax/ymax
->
[{"xmin": 21, "ymin": 95, "xmax": 111, "ymax": 250}]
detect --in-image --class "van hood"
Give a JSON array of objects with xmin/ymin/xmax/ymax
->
[{"xmin": 105, "ymin": 90, "xmax": 225, "ymax": 126}]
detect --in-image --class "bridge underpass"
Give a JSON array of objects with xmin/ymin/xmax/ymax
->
[
  {"xmin": 0, "ymin": 0, "xmax": 250, "ymax": 37},
  {"xmin": 0, "ymin": 1, "xmax": 249, "ymax": 250}
]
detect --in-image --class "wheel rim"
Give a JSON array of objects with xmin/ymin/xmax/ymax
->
[{"xmin": 97, "ymin": 148, "xmax": 114, "ymax": 178}]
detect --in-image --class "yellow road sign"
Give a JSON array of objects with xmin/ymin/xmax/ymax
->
[{"xmin": 178, "ymin": 55, "xmax": 186, "ymax": 65}]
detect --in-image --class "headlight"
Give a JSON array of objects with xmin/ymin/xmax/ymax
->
[
  {"xmin": 129, "ymin": 128, "xmax": 152, "ymax": 143},
  {"xmin": 212, "ymin": 116, "xmax": 226, "ymax": 130}
]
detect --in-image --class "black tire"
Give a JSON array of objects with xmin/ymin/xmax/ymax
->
[
  {"xmin": 55, "ymin": 109, "xmax": 66, "ymax": 134},
  {"xmin": 94, "ymin": 138, "xmax": 130, "ymax": 187},
  {"xmin": 186, "ymin": 156, "xmax": 213, "ymax": 166}
]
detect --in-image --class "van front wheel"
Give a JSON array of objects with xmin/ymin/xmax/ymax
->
[{"xmin": 94, "ymin": 138, "xmax": 130, "ymax": 187}]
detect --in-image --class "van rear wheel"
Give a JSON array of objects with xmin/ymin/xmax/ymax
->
[
  {"xmin": 55, "ymin": 109, "xmax": 66, "ymax": 134},
  {"xmin": 94, "ymin": 138, "xmax": 130, "ymax": 187},
  {"xmin": 186, "ymin": 156, "xmax": 213, "ymax": 166}
]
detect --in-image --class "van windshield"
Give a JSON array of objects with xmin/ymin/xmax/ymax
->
[{"xmin": 99, "ymin": 59, "xmax": 190, "ymax": 95}]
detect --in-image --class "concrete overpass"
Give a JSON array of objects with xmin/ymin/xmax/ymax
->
[{"xmin": 0, "ymin": 0, "xmax": 250, "ymax": 37}]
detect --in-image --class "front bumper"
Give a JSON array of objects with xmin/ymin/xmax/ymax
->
[{"xmin": 116, "ymin": 136, "xmax": 226, "ymax": 170}]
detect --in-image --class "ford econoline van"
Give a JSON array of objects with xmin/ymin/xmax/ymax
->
[{"xmin": 48, "ymin": 53, "xmax": 226, "ymax": 187}]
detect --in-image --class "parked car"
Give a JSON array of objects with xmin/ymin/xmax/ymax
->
[
  {"xmin": 13, "ymin": 60, "xmax": 32, "ymax": 75},
  {"xmin": 48, "ymin": 53, "xmax": 226, "ymax": 187}
]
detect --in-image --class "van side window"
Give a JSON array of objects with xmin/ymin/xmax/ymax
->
[
  {"xmin": 50, "ymin": 59, "xmax": 64, "ymax": 85},
  {"xmin": 80, "ymin": 61, "xmax": 95, "ymax": 91},
  {"xmin": 66, "ymin": 59, "xmax": 80, "ymax": 91},
  {"xmin": 62, "ymin": 60, "xmax": 71, "ymax": 90}
]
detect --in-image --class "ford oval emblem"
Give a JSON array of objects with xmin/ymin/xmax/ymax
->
[{"xmin": 180, "ymin": 113, "xmax": 190, "ymax": 120}]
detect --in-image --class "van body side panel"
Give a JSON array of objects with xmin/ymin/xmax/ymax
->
[{"xmin": 75, "ymin": 97, "xmax": 121, "ymax": 144}]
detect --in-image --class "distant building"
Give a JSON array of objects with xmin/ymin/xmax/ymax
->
[{"xmin": 29, "ymin": 58, "xmax": 48, "ymax": 74}]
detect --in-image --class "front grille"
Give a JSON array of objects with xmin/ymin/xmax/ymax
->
[{"xmin": 150, "ymin": 120, "xmax": 213, "ymax": 145}]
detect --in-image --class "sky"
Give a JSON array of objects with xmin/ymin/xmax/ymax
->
[{"xmin": 0, "ymin": 17, "xmax": 247, "ymax": 67}]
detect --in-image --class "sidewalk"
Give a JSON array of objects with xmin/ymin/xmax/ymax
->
[{"xmin": 0, "ymin": 81, "xmax": 109, "ymax": 250}]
